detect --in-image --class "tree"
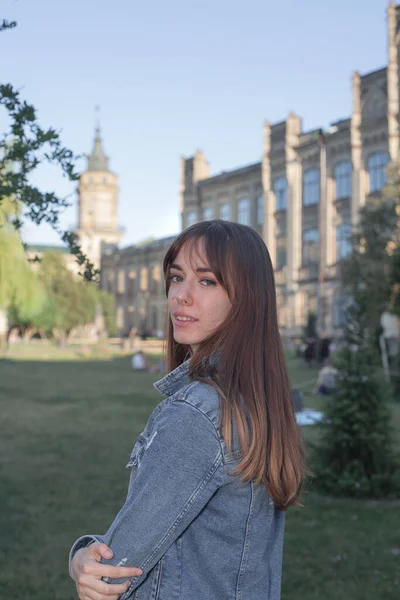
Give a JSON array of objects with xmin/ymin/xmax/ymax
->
[
  {"xmin": 0, "ymin": 196, "xmax": 46, "ymax": 346},
  {"xmin": 312, "ymin": 168, "xmax": 400, "ymax": 498},
  {"xmin": 312, "ymin": 308, "xmax": 400, "ymax": 498},
  {"xmin": 0, "ymin": 19, "xmax": 97, "ymax": 282},
  {"xmin": 339, "ymin": 194, "xmax": 399, "ymax": 342},
  {"xmin": 97, "ymin": 289, "xmax": 117, "ymax": 337},
  {"xmin": 38, "ymin": 252, "xmax": 97, "ymax": 346}
]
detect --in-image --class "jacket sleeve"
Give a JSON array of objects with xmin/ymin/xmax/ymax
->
[{"xmin": 68, "ymin": 399, "xmax": 223, "ymax": 596}]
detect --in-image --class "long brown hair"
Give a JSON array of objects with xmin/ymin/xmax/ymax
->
[{"xmin": 163, "ymin": 220, "xmax": 305, "ymax": 509}]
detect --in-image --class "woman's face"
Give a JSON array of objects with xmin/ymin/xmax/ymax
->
[{"xmin": 167, "ymin": 242, "xmax": 231, "ymax": 353}]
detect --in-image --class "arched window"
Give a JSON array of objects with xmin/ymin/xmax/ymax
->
[
  {"xmin": 220, "ymin": 203, "xmax": 231, "ymax": 221},
  {"xmin": 334, "ymin": 161, "xmax": 352, "ymax": 199},
  {"xmin": 368, "ymin": 151, "xmax": 389, "ymax": 193},
  {"xmin": 303, "ymin": 228, "xmax": 320, "ymax": 264},
  {"xmin": 303, "ymin": 169, "xmax": 320, "ymax": 206},
  {"xmin": 237, "ymin": 198, "xmax": 251, "ymax": 225},
  {"xmin": 336, "ymin": 224, "xmax": 352, "ymax": 261},
  {"xmin": 274, "ymin": 177, "xmax": 288, "ymax": 211},
  {"xmin": 203, "ymin": 206, "xmax": 213, "ymax": 221},
  {"xmin": 257, "ymin": 192, "xmax": 264, "ymax": 225},
  {"xmin": 186, "ymin": 211, "xmax": 197, "ymax": 227}
]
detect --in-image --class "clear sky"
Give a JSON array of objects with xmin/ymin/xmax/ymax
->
[{"xmin": 1, "ymin": 0, "xmax": 392, "ymax": 248}]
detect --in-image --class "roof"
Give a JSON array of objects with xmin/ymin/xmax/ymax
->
[
  {"xmin": 87, "ymin": 126, "xmax": 109, "ymax": 172},
  {"xmin": 117, "ymin": 234, "xmax": 177, "ymax": 255},
  {"xmin": 198, "ymin": 161, "xmax": 261, "ymax": 186},
  {"xmin": 26, "ymin": 244, "xmax": 69, "ymax": 254}
]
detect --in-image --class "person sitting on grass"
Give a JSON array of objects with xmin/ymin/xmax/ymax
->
[
  {"xmin": 131, "ymin": 350, "xmax": 150, "ymax": 372},
  {"xmin": 313, "ymin": 358, "xmax": 338, "ymax": 396}
]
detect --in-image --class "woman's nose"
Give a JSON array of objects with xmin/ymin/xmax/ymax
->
[{"xmin": 175, "ymin": 282, "xmax": 193, "ymax": 304}]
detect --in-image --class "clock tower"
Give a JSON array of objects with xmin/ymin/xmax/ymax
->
[{"xmin": 75, "ymin": 125, "xmax": 123, "ymax": 270}]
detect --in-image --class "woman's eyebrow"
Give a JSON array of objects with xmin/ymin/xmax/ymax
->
[
  {"xmin": 170, "ymin": 263, "xmax": 214, "ymax": 273},
  {"xmin": 170, "ymin": 263, "xmax": 183, "ymax": 271}
]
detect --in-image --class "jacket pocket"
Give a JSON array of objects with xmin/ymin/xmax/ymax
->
[
  {"xmin": 126, "ymin": 558, "xmax": 163, "ymax": 600},
  {"xmin": 156, "ymin": 537, "xmax": 182, "ymax": 600}
]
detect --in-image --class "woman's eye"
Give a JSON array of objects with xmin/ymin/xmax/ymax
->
[
  {"xmin": 169, "ymin": 274, "xmax": 182, "ymax": 283},
  {"xmin": 201, "ymin": 279, "xmax": 217, "ymax": 287}
]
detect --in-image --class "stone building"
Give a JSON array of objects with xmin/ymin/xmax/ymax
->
[
  {"xmin": 178, "ymin": 2, "xmax": 400, "ymax": 341},
  {"xmin": 101, "ymin": 236, "xmax": 175, "ymax": 336},
  {"xmin": 100, "ymin": 3, "xmax": 400, "ymax": 340}
]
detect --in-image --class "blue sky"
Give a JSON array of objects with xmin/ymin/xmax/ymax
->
[{"xmin": 1, "ymin": 0, "xmax": 392, "ymax": 247}]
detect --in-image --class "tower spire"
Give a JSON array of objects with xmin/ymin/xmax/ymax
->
[{"xmin": 87, "ymin": 105, "xmax": 109, "ymax": 172}]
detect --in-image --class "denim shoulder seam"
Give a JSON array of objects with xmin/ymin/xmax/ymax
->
[
  {"xmin": 180, "ymin": 382, "xmax": 242, "ymax": 464},
  {"xmin": 235, "ymin": 481, "xmax": 255, "ymax": 600},
  {"xmin": 139, "ymin": 449, "xmax": 223, "ymax": 574}
]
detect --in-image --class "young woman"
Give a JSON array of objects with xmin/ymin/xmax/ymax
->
[{"xmin": 69, "ymin": 220, "xmax": 305, "ymax": 600}]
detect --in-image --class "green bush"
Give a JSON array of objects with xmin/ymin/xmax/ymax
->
[{"xmin": 312, "ymin": 345, "xmax": 400, "ymax": 499}]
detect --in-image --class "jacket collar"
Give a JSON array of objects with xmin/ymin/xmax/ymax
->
[{"xmin": 153, "ymin": 359, "xmax": 191, "ymax": 396}]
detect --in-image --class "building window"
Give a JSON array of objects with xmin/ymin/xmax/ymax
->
[
  {"xmin": 333, "ymin": 292, "xmax": 348, "ymax": 327},
  {"xmin": 303, "ymin": 228, "xmax": 320, "ymax": 264},
  {"xmin": 116, "ymin": 306, "xmax": 124, "ymax": 329},
  {"xmin": 128, "ymin": 271, "xmax": 137, "ymax": 296},
  {"xmin": 257, "ymin": 193, "xmax": 264, "ymax": 225},
  {"xmin": 336, "ymin": 223, "xmax": 352, "ymax": 261},
  {"xmin": 203, "ymin": 206, "xmax": 213, "ymax": 221},
  {"xmin": 186, "ymin": 211, "xmax": 197, "ymax": 227},
  {"xmin": 274, "ymin": 177, "xmax": 288, "ymax": 211},
  {"xmin": 368, "ymin": 151, "xmax": 389, "ymax": 193},
  {"xmin": 238, "ymin": 198, "xmax": 251, "ymax": 225},
  {"xmin": 151, "ymin": 265, "xmax": 161, "ymax": 294},
  {"xmin": 276, "ymin": 248, "xmax": 287, "ymax": 270},
  {"xmin": 117, "ymin": 270, "xmax": 125, "ymax": 294},
  {"xmin": 334, "ymin": 161, "xmax": 352, "ymax": 200},
  {"xmin": 220, "ymin": 203, "xmax": 231, "ymax": 221},
  {"xmin": 303, "ymin": 169, "xmax": 320, "ymax": 206},
  {"xmin": 140, "ymin": 267, "xmax": 148, "ymax": 292}
]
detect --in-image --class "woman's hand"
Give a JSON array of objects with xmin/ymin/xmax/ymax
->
[{"xmin": 71, "ymin": 542, "xmax": 143, "ymax": 600}]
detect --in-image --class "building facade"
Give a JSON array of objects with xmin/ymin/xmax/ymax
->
[
  {"xmin": 101, "ymin": 236, "xmax": 175, "ymax": 336},
  {"xmin": 103, "ymin": 3, "xmax": 400, "ymax": 339},
  {"xmin": 178, "ymin": 2, "xmax": 400, "ymax": 341}
]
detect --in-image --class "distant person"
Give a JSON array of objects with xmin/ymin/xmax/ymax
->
[
  {"xmin": 131, "ymin": 351, "xmax": 149, "ymax": 372},
  {"xmin": 69, "ymin": 220, "xmax": 305, "ymax": 600},
  {"xmin": 318, "ymin": 335, "xmax": 330, "ymax": 365},
  {"xmin": 314, "ymin": 359, "xmax": 338, "ymax": 396},
  {"xmin": 380, "ymin": 305, "xmax": 400, "ymax": 361},
  {"xmin": 328, "ymin": 338, "xmax": 337, "ymax": 356},
  {"xmin": 304, "ymin": 338, "xmax": 315, "ymax": 368}
]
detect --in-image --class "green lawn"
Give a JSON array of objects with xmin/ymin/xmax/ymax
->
[{"xmin": 0, "ymin": 352, "xmax": 399, "ymax": 599}]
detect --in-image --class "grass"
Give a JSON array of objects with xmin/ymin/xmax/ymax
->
[{"xmin": 0, "ymin": 350, "xmax": 399, "ymax": 599}]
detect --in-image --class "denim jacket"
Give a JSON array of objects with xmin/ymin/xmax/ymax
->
[{"xmin": 69, "ymin": 359, "xmax": 285, "ymax": 599}]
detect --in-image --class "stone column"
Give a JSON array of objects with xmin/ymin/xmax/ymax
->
[
  {"xmin": 318, "ymin": 135, "xmax": 328, "ymax": 334},
  {"xmin": 387, "ymin": 2, "xmax": 400, "ymax": 163},
  {"xmin": 285, "ymin": 113, "xmax": 302, "ymax": 333},
  {"xmin": 262, "ymin": 121, "xmax": 275, "ymax": 260},
  {"xmin": 351, "ymin": 71, "xmax": 365, "ymax": 225}
]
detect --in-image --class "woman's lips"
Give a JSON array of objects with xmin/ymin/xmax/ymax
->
[{"xmin": 173, "ymin": 315, "xmax": 198, "ymax": 327}]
